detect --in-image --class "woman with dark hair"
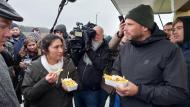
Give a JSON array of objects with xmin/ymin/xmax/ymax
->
[{"xmin": 22, "ymin": 34, "xmax": 77, "ymax": 107}]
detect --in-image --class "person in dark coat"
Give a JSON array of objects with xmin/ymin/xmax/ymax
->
[
  {"xmin": 74, "ymin": 26, "xmax": 110, "ymax": 107},
  {"xmin": 172, "ymin": 16, "xmax": 190, "ymax": 107},
  {"xmin": 112, "ymin": 4, "xmax": 188, "ymax": 107},
  {"xmin": 54, "ymin": 24, "xmax": 70, "ymax": 56},
  {"xmin": 0, "ymin": 0, "xmax": 23, "ymax": 107},
  {"xmin": 22, "ymin": 34, "xmax": 78, "ymax": 107},
  {"xmin": 10, "ymin": 23, "xmax": 26, "ymax": 103}
]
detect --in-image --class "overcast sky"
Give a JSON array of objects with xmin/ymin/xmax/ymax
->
[{"xmin": 9, "ymin": 0, "xmax": 173, "ymax": 36}]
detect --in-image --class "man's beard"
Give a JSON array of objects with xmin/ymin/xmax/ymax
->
[
  {"xmin": 130, "ymin": 34, "xmax": 144, "ymax": 41},
  {"xmin": 12, "ymin": 34, "xmax": 19, "ymax": 38},
  {"xmin": 124, "ymin": 32, "xmax": 142, "ymax": 41}
]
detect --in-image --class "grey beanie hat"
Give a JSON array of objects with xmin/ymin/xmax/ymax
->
[
  {"xmin": 0, "ymin": 0, "xmax": 23, "ymax": 21},
  {"xmin": 125, "ymin": 4, "xmax": 154, "ymax": 29}
]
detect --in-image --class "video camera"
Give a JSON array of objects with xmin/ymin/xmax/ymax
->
[{"xmin": 67, "ymin": 22, "xmax": 97, "ymax": 66}]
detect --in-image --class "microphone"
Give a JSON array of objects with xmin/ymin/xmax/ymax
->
[{"xmin": 50, "ymin": 0, "xmax": 76, "ymax": 33}]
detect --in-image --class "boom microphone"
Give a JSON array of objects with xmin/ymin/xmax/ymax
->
[{"xmin": 50, "ymin": 0, "xmax": 76, "ymax": 33}]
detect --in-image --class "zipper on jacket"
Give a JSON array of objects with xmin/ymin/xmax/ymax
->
[{"xmin": 81, "ymin": 63, "xmax": 88, "ymax": 82}]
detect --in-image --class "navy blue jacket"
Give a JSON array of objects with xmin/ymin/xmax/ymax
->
[{"xmin": 13, "ymin": 33, "xmax": 26, "ymax": 61}]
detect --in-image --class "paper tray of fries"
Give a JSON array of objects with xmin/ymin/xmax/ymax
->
[
  {"xmin": 103, "ymin": 74, "xmax": 128, "ymax": 88},
  {"xmin": 61, "ymin": 78, "xmax": 78, "ymax": 91}
]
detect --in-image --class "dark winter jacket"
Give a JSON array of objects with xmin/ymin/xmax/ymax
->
[
  {"xmin": 77, "ymin": 40, "xmax": 109, "ymax": 90},
  {"xmin": 22, "ymin": 57, "xmax": 78, "ymax": 107},
  {"xmin": 112, "ymin": 23, "xmax": 188, "ymax": 107},
  {"xmin": 13, "ymin": 53, "xmax": 40, "ymax": 103}
]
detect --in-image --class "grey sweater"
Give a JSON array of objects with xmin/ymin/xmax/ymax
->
[{"xmin": 0, "ymin": 54, "xmax": 20, "ymax": 107}]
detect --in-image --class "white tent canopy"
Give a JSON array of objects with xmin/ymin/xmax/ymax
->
[{"xmin": 111, "ymin": 0, "xmax": 190, "ymax": 15}]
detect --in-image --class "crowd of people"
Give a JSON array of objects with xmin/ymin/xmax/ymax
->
[{"xmin": 0, "ymin": 0, "xmax": 190, "ymax": 107}]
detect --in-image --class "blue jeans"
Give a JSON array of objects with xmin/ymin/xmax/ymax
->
[
  {"xmin": 99, "ymin": 89, "xmax": 109, "ymax": 107},
  {"xmin": 74, "ymin": 90, "xmax": 101, "ymax": 107}
]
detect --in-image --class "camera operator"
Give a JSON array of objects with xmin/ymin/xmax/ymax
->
[
  {"xmin": 67, "ymin": 22, "xmax": 96, "ymax": 66},
  {"xmin": 74, "ymin": 26, "xmax": 109, "ymax": 107}
]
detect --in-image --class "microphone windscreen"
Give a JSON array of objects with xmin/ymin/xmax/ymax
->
[{"xmin": 68, "ymin": 0, "xmax": 76, "ymax": 2}]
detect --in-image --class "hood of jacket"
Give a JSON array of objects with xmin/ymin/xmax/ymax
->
[
  {"xmin": 177, "ymin": 16, "xmax": 190, "ymax": 44},
  {"xmin": 54, "ymin": 24, "xmax": 69, "ymax": 39}
]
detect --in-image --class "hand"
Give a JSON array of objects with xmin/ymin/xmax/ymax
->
[
  {"xmin": 116, "ymin": 81, "xmax": 139, "ymax": 97},
  {"xmin": 45, "ymin": 73, "xmax": 58, "ymax": 84},
  {"xmin": 62, "ymin": 85, "xmax": 68, "ymax": 91},
  {"xmin": 170, "ymin": 35, "xmax": 177, "ymax": 43},
  {"xmin": 118, "ymin": 22, "xmax": 125, "ymax": 38},
  {"xmin": 19, "ymin": 61, "xmax": 27, "ymax": 69}
]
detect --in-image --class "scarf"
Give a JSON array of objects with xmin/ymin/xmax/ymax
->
[{"xmin": 41, "ymin": 55, "xmax": 63, "ymax": 75}]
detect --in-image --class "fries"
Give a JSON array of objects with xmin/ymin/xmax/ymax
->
[
  {"xmin": 61, "ymin": 78, "xmax": 78, "ymax": 91},
  {"xmin": 104, "ymin": 74, "xmax": 128, "ymax": 88}
]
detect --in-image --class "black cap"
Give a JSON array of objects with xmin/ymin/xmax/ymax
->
[
  {"xmin": 125, "ymin": 4, "xmax": 154, "ymax": 29},
  {"xmin": 0, "ymin": 0, "xmax": 23, "ymax": 21}
]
